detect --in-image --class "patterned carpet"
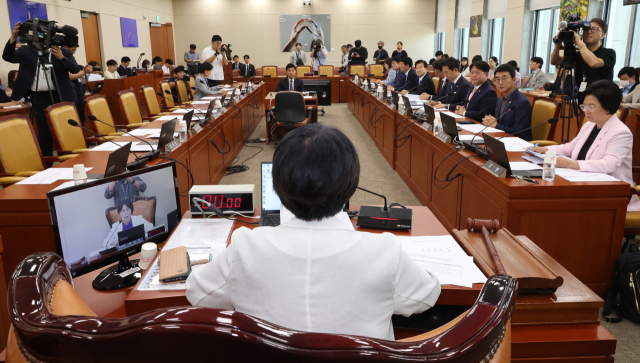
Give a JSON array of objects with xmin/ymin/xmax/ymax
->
[{"xmin": 219, "ymin": 103, "xmax": 640, "ymax": 362}]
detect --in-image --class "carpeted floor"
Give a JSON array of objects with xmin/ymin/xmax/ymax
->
[{"xmin": 220, "ymin": 103, "xmax": 640, "ymax": 362}]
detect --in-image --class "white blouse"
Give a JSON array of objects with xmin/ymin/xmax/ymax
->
[{"xmin": 186, "ymin": 214, "xmax": 441, "ymax": 340}]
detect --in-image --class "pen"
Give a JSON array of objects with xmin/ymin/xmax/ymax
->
[{"xmin": 523, "ymin": 143, "xmax": 539, "ymax": 156}]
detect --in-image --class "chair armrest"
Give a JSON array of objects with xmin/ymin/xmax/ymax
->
[
  {"xmin": 306, "ymin": 106, "xmax": 314, "ymax": 120},
  {"xmin": 0, "ymin": 176, "xmax": 27, "ymax": 186},
  {"xmin": 108, "ymin": 132, "xmax": 125, "ymax": 137},
  {"xmin": 126, "ymin": 123, "xmax": 147, "ymax": 130},
  {"xmin": 71, "ymin": 148, "xmax": 91, "ymax": 154},
  {"xmin": 58, "ymin": 154, "xmax": 80, "ymax": 161},
  {"xmin": 15, "ymin": 171, "xmax": 41, "ymax": 177},
  {"xmin": 43, "ymin": 156, "xmax": 59, "ymax": 164},
  {"xmin": 531, "ymin": 140, "xmax": 558, "ymax": 147}
]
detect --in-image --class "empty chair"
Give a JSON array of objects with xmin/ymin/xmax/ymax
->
[
  {"xmin": 369, "ymin": 64, "xmax": 384, "ymax": 76},
  {"xmin": 117, "ymin": 90, "xmax": 149, "ymax": 130},
  {"xmin": 44, "ymin": 102, "xmax": 92, "ymax": 158},
  {"xmin": 0, "ymin": 115, "xmax": 58, "ymax": 186},
  {"xmin": 529, "ymin": 97, "xmax": 562, "ymax": 146},
  {"xmin": 232, "ymin": 69, "xmax": 240, "ymax": 77},
  {"xmin": 159, "ymin": 81, "xmax": 178, "ymax": 108},
  {"xmin": 7, "ymin": 252, "xmax": 516, "ymax": 363},
  {"xmin": 141, "ymin": 85, "xmax": 176, "ymax": 120},
  {"xmin": 85, "ymin": 94, "xmax": 125, "ymax": 140},
  {"xmin": 176, "ymin": 80, "xmax": 193, "ymax": 105},
  {"xmin": 262, "ymin": 66, "xmax": 277, "ymax": 77},
  {"xmin": 350, "ymin": 65, "xmax": 365, "ymax": 77},
  {"xmin": 318, "ymin": 65, "xmax": 334, "ymax": 77},
  {"xmin": 296, "ymin": 66, "xmax": 311, "ymax": 77}
]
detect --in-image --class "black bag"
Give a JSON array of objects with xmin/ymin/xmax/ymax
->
[
  {"xmin": 602, "ymin": 242, "xmax": 640, "ymax": 323},
  {"xmin": 295, "ymin": 58, "xmax": 304, "ymax": 66}
]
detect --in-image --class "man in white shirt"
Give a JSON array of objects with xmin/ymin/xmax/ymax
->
[
  {"xmin": 162, "ymin": 59, "xmax": 174, "ymax": 75},
  {"xmin": 340, "ymin": 45, "xmax": 349, "ymax": 75},
  {"xmin": 186, "ymin": 123, "xmax": 440, "ymax": 340},
  {"xmin": 201, "ymin": 35, "xmax": 228, "ymax": 86},
  {"xmin": 103, "ymin": 59, "xmax": 120, "ymax": 79}
]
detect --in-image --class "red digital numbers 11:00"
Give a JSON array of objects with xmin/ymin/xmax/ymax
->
[{"xmin": 201, "ymin": 195, "xmax": 242, "ymax": 209}]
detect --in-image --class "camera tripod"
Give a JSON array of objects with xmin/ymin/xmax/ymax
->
[
  {"xmin": 550, "ymin": 62, "xmax": 580, "ymax": 143},
  {"xmin": 28, "ymin": 53, "xmax": 63, "ymax": 125}
]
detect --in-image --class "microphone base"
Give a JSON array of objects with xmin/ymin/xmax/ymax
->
[
  {"xmin": 462, "ymin": 142, "xmax": 489, "ymax": 160},
  {"xmin": 140, "ymin": 150, "xmax": 161, "ymax": 162},
  {"xmin": 126, "ymin": 159, "xmax": 148, "ymax": 171},
  {"xmin": 356, "ymin": 206, "xmax": 412, "ymax": 230}
]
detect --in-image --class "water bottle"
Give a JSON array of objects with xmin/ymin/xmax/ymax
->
[
  {"xmin": 376, "ymin": 84, "xmax": 383, "ymax": 99},
  {"xmin": 433, "ymin": 119, "xmax": 441, "ymax": 137},
  {"xmin": 542, "ymin": 151, "xmax": 556, "ymax": 181},
  {"xmin": 178, "ymin": 121, "xmax": 188, "ymax": 143}
]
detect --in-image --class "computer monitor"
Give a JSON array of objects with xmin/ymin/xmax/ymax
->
[{"xmin": 47, "ymin": 162, "xmax": 181, "ymax": 290}]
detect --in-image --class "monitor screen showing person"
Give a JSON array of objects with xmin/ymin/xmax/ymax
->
[{"xmin": 48, "ymin": 163, "xmax": 180, "ymax": 276}]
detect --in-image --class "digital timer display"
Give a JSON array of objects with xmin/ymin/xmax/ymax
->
[{"xmin": 190, "ymin": 192, "xmax": 254, "ymax": 214}]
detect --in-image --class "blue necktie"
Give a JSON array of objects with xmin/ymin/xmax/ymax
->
[
  {"xmin": 450, "ymin": 81, "xmax": 455, "ymax": 93},
  {"xmin": 289, "ymin": 79, "xmax": 293, "ymax": 91}
]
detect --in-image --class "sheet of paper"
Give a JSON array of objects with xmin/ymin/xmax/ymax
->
[
  {"xmin": 127, "ymin": 129, "xmax": 155, "ymax": 136},
  {"xmin": 458, "ymin": 124, "xmax": 502, "ymax": 133},
  {"xmin": 190, "ymin": 101, "xmax": 210, "ymax": 104},
  {"xmin": 144, "ymin": 132, "xmax": 179, "ymax": 139},
  {"xmin": 404, "ymin": 94, "xmax": 422, "ymax": 101},
  {"xmin": 525, "ymin": 150, "xmax": 546, "ymax": 159},
  {"xmin": 500, "ymin": 137, "xmax": 534, "ymax": 152},
  {"xmin": 200, "ymin": 97, "xmax": 221, "ymax": 100},
  {"xmin": 399, "ymin": 235, "xmax": 487, "ymax": 288},
  {"xmin": 457, "ymin": 135, "xmax": 484, "ymax": 144},
  {"xmin": 155, "ymin": 115, "xmax": 184, "ymax": 121},
  {"xmin": 16, "ymin": 167, "xmax": 93, "ymax": 184},
  {"xmin": 2, "ymin": 105, "xmax": 22, "ymax": 109},
  {"xmin": 555, "ymin": 168, "xmax": 620, "ymax": 182},
  {"xmin": 130, "ymin": 143, "xmax": 157, "ymax": 152},
  {"xmin": 509, "ymin": 161, "xmax": 542, "ymax": 171},
  {"xmin": 87, "ymin": 142, "xmax": 134, "ymax": 152},
  {"xmin": 441, "ymin": 111, "xmax": 465, "ymax": 119},
  {"xmin": 435, "ymin": 108, "xmax": 449, "ymax": 111},
  {"xmin": 50, "ymin": 181, "xmax": 77, "ymax": 191},
  {"xmin": 522, "ymin": 155, "xmax": 544, "ymax": 165}
]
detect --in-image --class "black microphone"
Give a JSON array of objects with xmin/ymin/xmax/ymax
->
[
  {"xmin": 496, "ymin": 117, "xmax": 559, "ymax": 140},
  {"xmin": 467, "ymin": 104, "xmax": 518, "ymax": 147},
  {"xmin": 137, "ymin": 52, "xmax": 145, "ymax": 69},
  {"xmin": 357, "ymin": 186, "xmax": 389, "ymax": 212},
  {"xmin": 86, "ymin": 115, "xmax": 160, "ymax": 161},
  {"xmin": 67, "ymin": 119, "xmax": 147, "ymax": 171}
]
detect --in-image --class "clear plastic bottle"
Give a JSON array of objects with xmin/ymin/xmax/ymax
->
[
  {"xmin": 433, "ymin": 119, "xmax": 441, "ymax": 137},
  {"xmin": 178, "ymin": 121, "xmax": 188, "ymax": 143}
]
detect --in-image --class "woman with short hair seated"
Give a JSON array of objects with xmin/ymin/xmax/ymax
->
[
  {"xmin": 532, "ymin": 80, "xmax": 640, "ymax": 210},
  {"xmin": 193, "ymin": 62, "xmax": 221, "ymax": 101},
  {"xmin": 186, "ymin": 123, "xmax": 441, "ymax": 340}
]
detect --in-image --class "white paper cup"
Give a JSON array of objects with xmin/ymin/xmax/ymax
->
[
  {"xmin": 73, "ymin": 164, "xmax": 86, "ymax": 180},
  {"xmin": 178, "ymin": 120, "xmax": 187, "ymax": 132},
  {"xmin": 139, "ymin": 242, "xmax": 158, "ymax": 270}
]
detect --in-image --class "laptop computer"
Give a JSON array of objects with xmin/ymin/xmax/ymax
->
[
  {"xmin": 167, "ymin": 209, "xmax": 180, "ymax": 234},
  {"xmin": 391, "ymin": 91, "xmax": 399, "ymax": 109},
  {"xmin": 440, "ymin": 112, "xmax": 464, "ymax": 142},
  {"xmin": 140, "ymin": 119, "xmax": 177, "ymax": 158},
  {"xmin": 204, "ymin": 100, "xmax": 215, "ymax": 122},
  {"xmin": 116, "ymin": 224, "xmax": 146, "ymax": 249},
  {"xmin": 90, "ymin": 81, "xmax": 104, "ymax": 94},
  {"xmin": 422, "ymin": 104, "xmax": 436, "ymax": 125},
  {"xmin": 87, "ymin": 142, "xmax": 132, "ymax": 179},
  {"xmin": 483, "ymin": 133, "xmax": 543, "ymax": 178},
  {"xmin": 401, "ymin": 95, "xmax": 415, "ymax": 118},
  {"xmin": 259, "ymin": 162, "xmax": 282, "ymax": 227},
  {"xmin": 183, "ymin": 110, "xmax": 195, "ymax": 130}
]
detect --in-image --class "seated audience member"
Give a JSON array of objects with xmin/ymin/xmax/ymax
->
[
  {"xmin": 86, "ymin": 61, "xmax": 104, "ymax": 82},
  {"xmin": 618, "ymin": 67, "xmax": 637, "ymax": 96},
  {"xmin": 429, "ymin": 58, "xmax": 436, "ymax": 65},
  {"xmin": 275, "ymin": 64, "xmax": 305, "ymax": 92},
  {"xmin": 377, "ymin": 57, "xmax": 398, "ymax": 85},
  {"xmin": 103, "ymin": 199, "xmax": 154, "ymax": 249},
  {"xmin": 231, "ymin": 55, "xmax": 241, "ymax": 70},
  {"xmin": 385, "ymin": 57, "xmax": 406, "ymax": 88},
  {"xmin": 290, "ymin": 43, "xmax": 307, "ymax": 65},
  {"xmin": 103, "ymin": 59, "xmax": 120, "ymax": 79},
  {"xmin": 401, "ymin": 59, "xmax": 435, "ymax": 96},
  {"xmin": 141, "ymin": 59, "xmax": 150, "ymax": 71},
  {"xmin": 239, "ymin": 55, "xmax": 256, "ymax": 77},
  {"xmin": 621, "ymin": 76, "xmax": 640, "ymax": 109},
  {"xmin": 168, "ymin": 66, "xmax": 187, "ymax": 103},
  {"xmin": 462, "ymin": 55, "xmax": 482, "ymax": 77},
  {"xmin": 460, "ymin": 57, "xmax": 469, "ymax": 76},
  {"xmin": 118, "ymin": 56, "xmax": 131, "ymax": 76},
  {"xmin": 193, "ymin": 62, "xmax": 222, "ymax": 101},
  {"xmin": 6, "ymin": 70, "xmax": 17, "ymax": 97},
  {"xmin": 422, "ymin": 59, "xmax": 447, "ymax": 101},
  {"xmin": 443, "ymin": 54, "xmax": 449, "ymax": 59},
  {"xmin": 373, "ymin": 40, "xmax": 389, "ymax": 63},
  {"xmin": 153, "ymin": 56, "xmax": 163, "ymax": 68},
  {"xmin": 538, "ymin": 72, "xmax": 574, "ymax": 95},
  {"xmin": 162, "ymin": 59, "xmax": 174, "ymax": 75},
  {"xmin": 429, "ymin": 58, "xmax": 471, "ymax": 109},
  {"xmin": 488, "ymin": 56, "xmax": 499, "ymax": 80},
  {"xmin": 390, "ymin": 57, "xmax": 418, "ymax": 92},
  {"xmin": 435, "ymin": 51, "xmax": 443, "ymax": 60},
  {"xmin": 392, "ymin": 41, "xmax": 407, "ymax": 58},
  {"xmin": 506, "ymin": 60, "xmax": 522, "ymax": 88},
  {"xmin": 0, "ymin": 85, "xmax": 21, "ymax": 107},
  {"xmin": 532, "ymin": 80, "xmax": 640, "ymax": 211},
  {"xmin": 186, "ymin": 123, "xmax": 441, "ymax": 340},
  {"xmin": 481, "ymin": 64, "xmax": 533, "ymax": 140},
  {"xmin": 521, "ymin": 57, "xmax": 546, "ymax": 89},
  {"xmin": 455, "ymin": 61, "xmax": 497, "ymax": 121}
]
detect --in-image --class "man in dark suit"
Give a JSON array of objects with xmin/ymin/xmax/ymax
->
[
  {"xmin": 231, "ymin": 55, "xmax": 242, "ymax": 70},
  {"xmin": 117, "ymin": 56, "xmax": 130, "ymax": 76},
  {"xmin": 239, "ymin": 55, "xmax": 256, "ymax": 77},
  {"xmin": 3, "ymin": 22, "xmax": 81, "ymax": 158},
  {"xmin": 401, "ymin": 59, "xmax": 435, "ymax": 95},
  {"xmin": 482, "ymin": 64, "xmax": 533, "ymax": 141},
  {"xmin": 429, "ymin": 58, "xmax": 471, "ymax": 110},
  {"xmin": 422, "ymin": 59, "xmax": 448, "ymax": 101},
  {"xmin": 391, "ymin": 57, "xmax": 418, "ymax": 92},
  {"xmin": 275, "ymin": 64, "xmax": 305, "ymax": 92},
  {"xmin": 455, "ymin": 61, "xmax": 497, "ymax": 122}
]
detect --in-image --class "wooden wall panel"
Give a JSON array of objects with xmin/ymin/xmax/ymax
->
[{"xmin": 81, "ymin": 14, "xmax": 102, "ymax": 66}]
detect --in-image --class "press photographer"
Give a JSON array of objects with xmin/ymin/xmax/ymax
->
[
  {"xmin": 2, "ymin": 19, "xmax": 81, "ymax": 159},
  {"xmin": 550, "ymin": 17, "xmax": 615, "ymax": 103},
  {"xmin": 202, "ymin": 35, "xmax": 229, "ymax": 86},
  {"xmin": 310, "ymin": 39, "xmax": 327, "ymax": 74},
  {"xmin": 63, "ymin": 38, "xmax": 93, "ymax": 126}
]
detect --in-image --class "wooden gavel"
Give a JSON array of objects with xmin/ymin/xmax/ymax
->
[{"xmin": 466, "ymin": 218, "xmax": 506, "ymax": 275}]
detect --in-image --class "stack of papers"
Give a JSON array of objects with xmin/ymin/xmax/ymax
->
[
  {"xmin": 127, "ymin": 129, "xmax": 155, "ymax": 136},
  {"xmin": 441, "ymin": 111, "xmax": 465, "ymax": 119},
  {"xmin": 131, "ymin": 143, "xmax": 157, "ymax": 152},
  {"xmin": 500, "ymin": 137, "xmax": 534, "ymax": 152},
  {"xmin": 190, "ymin": 101, "xmax": 210, "ymax": 104},
  {"xmin": 200, "ymin": 96, "xmax": 221, "ymax": 100},
  {"xmin": 137, "ymin": 219, "xmax": 235, "ymax": 291},
  {"xmin": 154, "ymin": 115, "xmax": 184, "ymax": 121},
  {"xmin": 458, "ymin": 124, "xmax": 502, "ymax": 133},
  {"xmin": 509, "ymin": 161, "xmax": 542, "ymax": 171},
  {"xmin": 400, "ymin": 235, "xmax": 487, "ymax": 288},
  {"xmin": 555, "ymin": 167, "xmax": 620, "ymax": 182},
  {"xmin": 88, "ymin": 142, "xmax": 134, "ymax": 152},
  {"xmin": 16, "ymin": 167, "xmax": 93, "ymax": 185},
  {"xmin": 457, "ymin": 135, "xmax": 484, "ymax": 144}
]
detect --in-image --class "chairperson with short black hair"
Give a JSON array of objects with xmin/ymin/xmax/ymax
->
[
  {"xmin": 118, "ymin": 56, "xmax": 131, "ymax": 76},
  {"xmin": 275, "ymin": 64, "xmax": 305, "ymax": 92},
  {"xmin": 186, "ymin": 123, "xmax": 441, "ymax": 340}
]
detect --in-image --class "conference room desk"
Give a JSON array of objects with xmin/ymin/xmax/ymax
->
[
  {"xmin": 62, "ymin": 207, "xmax": 616, "ymax": 362},
  {"xmin": 345, "ymin": 80, "xmax": 628, "ymax": 298},
  {"xmin": 0, "ymin": 83, "xmax": 265, "ymax": 293}
]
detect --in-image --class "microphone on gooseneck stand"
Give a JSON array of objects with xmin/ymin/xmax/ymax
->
[
  {"xmin": 67, "ymin": 119, "xmax": 147, "ymax": 170},
  {"xmin": 158, "ymin": 91, "xmax": 205, "ymax": 121},
  {"xmin": 136, "ymin": 53, "xmax": 145, "ymax": 69},
  {"xmin": 466, "ymin": 104, "xmax": 518, "ymax": 150},
  {"xmin": 355, "ymin": 187, "xmax": 413, "ymax": 230},
  {"xmin": 86, "ymin": 115, "xmax": 160, "ymax": 161},
  {"xmin": 495, "ymin": 117, "xmax": 559, "ymax": 140}
]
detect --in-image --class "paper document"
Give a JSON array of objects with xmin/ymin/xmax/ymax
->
[
  {"xmin": 191, "ymin": 101, "xmax": 210, "ymax": 104},
  {"xmin": 16, "ymin": 167, "xmax": 93, "ymax": 185},
  {"xmin": 522, "ymin": 155, "xmax": 544, "ymax": 165},
  {"xmin": 127, "ymin": 129, "xmax": 155, "ymax": 136},
  {"xmin": 509, "ymin": 162, "xmax": 542, "ymax": 171},
  {"xmin": 400, "ymin": 235, "xmax": 487, "ymax": 288},
  {"xmin": 200, "ymin": 97, "xmax": 221, "ymax": 100},
  {"xmin": 555, "ymin": 168, "xmax": 620, "ymax": 182},
  {"xmin": 458, "ymin": 124, "xmax": 502, "ymax": 133},
  {"xmin": 435, "ymin": 108, "xmax": 449, "ymax": 111},
  {"xmin": 155, "ymin": 115, "xmax": 184, "ymax": 121},
  {"xmin": 441, "ymin": 111, "xmax": 465, "ymax": 119},
  {"xmin": 130, "ymin": 143, "xmax": 157, "ymax": 152},
  {"xmin": 2, "ymin": 105, "xmax": 22, "ymax": 109},
  {"xmin": 145, "ymin": 132, "xmax": 179, "ymax": 139},
  {"xmin": 88, "ymin": 142, "xmax": 133, "ymax": 152},
  {"xmin": 457, "ymin": 135, "xmax": 484, "ymax": 144},
  {"xmin": 500, "ymin": 137, "xmax": 534, "ymax": 152},
  {"xmin": 137, "ymin": 219, "xmax": 234, "ymax": 291}
]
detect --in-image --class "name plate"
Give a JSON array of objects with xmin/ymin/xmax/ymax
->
[
  {"xmin": 191, "ymin": 124, "xmax": 203, "ymax": 134},
  {"xmin": 165, "ymin": 139, "xmax": 180, "ymax": 153},
  {"xmin": 421, "ymin": 122, "xmax": 432, "ymax": 132},
  {"xmin": 437, "ymin": 132, "xmax": 451, "ymax": 143},
  {"xmin": 483, "ymin": 160, "xmax": 507, "ymax": 178}
]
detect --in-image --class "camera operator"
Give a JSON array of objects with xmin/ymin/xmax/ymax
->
[
  {"xmin": 349, "ymin": 40, "xmax": 368, "ymax": 66},
  {"xmin": 311, "ymin": 40, "xmax": 327, "ymax": 74},
  {"xmin": 550, "ymin": 18, "xmax": 615, "ymax": 103},
  {"xmin": 202, "ymin": 35, "xmax": 228, "ymax": 87},
  {"xmin": 62, "ymin": 40, "xmax": 93, "ymax": 125},
  {"xmin": 2, "ymin": 22, "xmax": 81, "ymax": 159}
]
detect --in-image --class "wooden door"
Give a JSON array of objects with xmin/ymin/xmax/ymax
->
[
  {"xmin": 149, "ymin": 23, "xmax": 175, "ymax": 63},
  {"xmin": 81, "ymin": 13, "xmax": 102, "ymax": 66}
]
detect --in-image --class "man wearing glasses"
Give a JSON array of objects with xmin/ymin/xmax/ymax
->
[
  {"xmin": 481, "ymin": 64, "xmax": 533, "ymax": 141},
  {"xmin": 550, "ymin": 18, "xmax": 615, "ymax": 103}
]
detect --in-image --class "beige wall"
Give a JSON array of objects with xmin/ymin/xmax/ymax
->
[
  {"xmin": 468, "ymin": 0, "xmax": 484, "ymax": 58},
  {"xmin": 171, "ymin": 0, "xmax": 436, "ymax": 69},
  {"xmin": 0, "ymin": 0, "xmax": 174, "ymax": 84},
  {"xmin": 445, "ymin": 0, "xmax": 456, "ymax": 54}
]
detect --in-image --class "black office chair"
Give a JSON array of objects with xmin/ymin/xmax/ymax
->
[{"xmin": 271, "ymin": 92, "xmax": 314, "ymax": 133}]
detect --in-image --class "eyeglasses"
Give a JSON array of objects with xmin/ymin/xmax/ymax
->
[
  {"xmin": 587, "ymin": 27, "xmax": 601, "ymax": 33},
  {"xmin": 579, "ymin": 104, "xmax": 599, "ymax": 112},
  {"xmin": 469, "ymin": 71, "xmax": 485, "ymax": 76},
  {"xmin": 494, "ymin": 77, "xmax": 512, "ymax": 84}
]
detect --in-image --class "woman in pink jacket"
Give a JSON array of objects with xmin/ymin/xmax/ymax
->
[{"xmin": 532, "ymin": 80, "xmax": 640, "ymax": 211}]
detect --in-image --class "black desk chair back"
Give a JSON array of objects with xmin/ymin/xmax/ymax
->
[{"xmin": 274, "ymin": 92, "xmax": 313, "ymax": 131}]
